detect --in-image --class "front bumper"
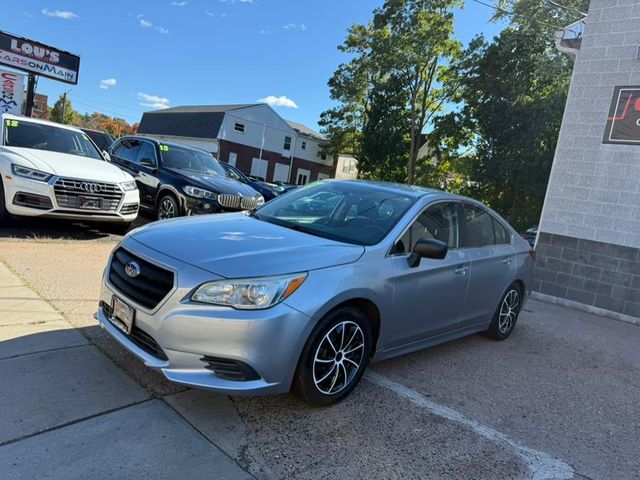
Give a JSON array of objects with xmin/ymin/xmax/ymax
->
[
  {"xmin": 3, "ymin": 174, "xmax": 139, "ymax": 223},
  {"xmin": 96, "ymin": 239, "xmax": 312, "ymax": 395}
]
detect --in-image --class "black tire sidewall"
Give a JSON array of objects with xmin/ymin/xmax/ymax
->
[
  {"xmin": 157, "ymin": 194, "xmax": 179, "ymax": 220},
  {"xmin": 487, "ymin": 283, "xmax": 522, "ymax": 340},
  {"xmin": 293, "ymin": 306, "xmax": 373, "ymax": 407},
  {"xmin": 0, "ymin": 177, "xmax": 9, "ymax": 223}
]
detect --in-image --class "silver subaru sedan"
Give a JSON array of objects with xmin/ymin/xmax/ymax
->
[{"xmin": 96, "ymin": 180, "xmax": 535, "ymax": 406}]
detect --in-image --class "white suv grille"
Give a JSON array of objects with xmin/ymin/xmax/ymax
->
[{"xmin": 54, "ymin": 177, "xmax": 123, "ymax": 211}]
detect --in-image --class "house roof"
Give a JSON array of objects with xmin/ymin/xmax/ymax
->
[
  {"xmin": 146, "ymin": 104, "xmax": 259, "ymax": 114},
  {"xmin": 285, "ymin": 120, "xmax": 325, "ymax": 141}
]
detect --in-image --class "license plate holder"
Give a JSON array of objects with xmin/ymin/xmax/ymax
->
[
  {"xmin": 78, "ymin": 196, "xmax": 101, "ymax": 210},
  {"xmin": 110, "ymin": 296, "xmax": 135, "ymax": 335}
]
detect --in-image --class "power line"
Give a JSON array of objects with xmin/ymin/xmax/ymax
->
[
  {"xmin": 544, "ymin": 0, "xmax": 587, "ymax": 18},
  {"xmin": 71, "ymin": 98, "xmax": 139, "ymax": 123},
  {"xmin": 469, "ymin": 0, "xmax": 580, "ymax": 35}
]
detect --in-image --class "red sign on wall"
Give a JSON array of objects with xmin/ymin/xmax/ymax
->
[{"xmin": 604, "ymin": 86, "xmax": 640, "ymax": 144}]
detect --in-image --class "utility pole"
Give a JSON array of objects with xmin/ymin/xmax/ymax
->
[
  {"xmin": 61, "ymin": 89, "xmax": 71, "ymax": 123},
  {"xmin": 24, "ymin": 74, "xmax": 37, "ymax": 117}
]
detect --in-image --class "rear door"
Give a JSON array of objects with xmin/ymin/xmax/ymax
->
[
  {"xmin": 135, "ymin": 140, "xmax": 161, "ymax": 207},
  {"xmin": 459, "ymin": 204, "xmax": 515, "ymax": 327}
]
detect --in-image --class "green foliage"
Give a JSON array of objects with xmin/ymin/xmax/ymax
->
[
  {"xmin": 320, "ymin": 0, "xmax": 463, "ymax": 183},
  {"xmin": 49, "ymin": 94, "xmax": 77, "ymax": 125}
]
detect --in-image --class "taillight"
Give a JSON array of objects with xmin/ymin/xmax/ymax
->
[{"xmin": 529, "ymin": 249, "xmax": 537, "ymax": 261}]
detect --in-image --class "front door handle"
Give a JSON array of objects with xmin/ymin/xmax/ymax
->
[
  {"xmin": 500, "ymin": 257, "xmax": 513, "ymax": 265},
  {"xmin": 454, "ymin": 265, "xmax": 469, "ymax": 276}
]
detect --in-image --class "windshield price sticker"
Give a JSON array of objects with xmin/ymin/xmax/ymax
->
[{"xmin": 5, "ymin": 119, "xmax": 18, "ymax": 127}]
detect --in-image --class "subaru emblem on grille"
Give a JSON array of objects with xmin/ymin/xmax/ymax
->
[
  {"xmin": 80, "ymin": 182, "xmax": 103, "ymax": 193},
  {"xmin": 125, "ymin": 261, "xmax": 141, "ymax": 278}
]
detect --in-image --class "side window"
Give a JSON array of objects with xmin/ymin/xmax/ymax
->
[
  {"xmin": 462, "ymin": 205, "xmax": 495, "ymax": 247},
  {"xmin": 493, "ymin": 218, "xmax": 511, "ymax": 244},
  {"xmin": 114, "ymin": 139, "xmax": 141, "ymax": 163},
  {"xmin": 395, "ymin": 202, "xmax": 459, "ymax": 255},
  {"xmin": 137, "ymin": 141, "xmax": 157, "ymax": 166}
]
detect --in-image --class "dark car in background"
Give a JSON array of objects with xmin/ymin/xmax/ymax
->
[
  {"xmin": 220, "ymin": 162, "xmax": 286, "ymax": 201},
  {"xmin": 80, "ymin": 128, "xmax": 116, "ymax": 153},
  {"xmin": 520, "ymin": 226, "xmax": 537, "ymax": 248},
  {"xmin": 109, "ymin": 136, "xmax": 263, "ymax": 220}
]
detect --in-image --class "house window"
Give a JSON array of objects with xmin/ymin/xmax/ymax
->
[
  {"xmin": 228, "ymin": 152, "xmax": 237, "ymax": 167},
  {"xmin": 320, "ymin": 153, "xmax": 327, "ymax": 160},
  {"xmin": 301, "ymin": 141, "xmax": 307, "ymax": 150},
  {"xmin": 284, "ymin": 136, "xmax": 292, "ymax": 150},
  {"xmin": 234, "ymin": 122, "xmax": 245, "ymax": 133}
]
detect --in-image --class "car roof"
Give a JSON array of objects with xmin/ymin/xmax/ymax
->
[
  {"xmin": 1, "ymin": 113, "xmax": 85, "ymax": 134},
  {"xmin": 118, "ymin": 135, "xmax": 211, "ymax": 154},
  {"xmin": 325, "ymin": 179, "xmax": 451, "ymax": 199}
]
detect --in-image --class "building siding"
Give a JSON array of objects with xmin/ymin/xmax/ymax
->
[{"xmin": 536, "ymin": 0, "xmax": 640, "ymax": 319}]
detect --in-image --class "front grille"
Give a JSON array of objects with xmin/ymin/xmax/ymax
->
[
  {"xmin": 217, "ymin": 194, "xmax": 258, "ymax": 210},
  {"xmin": 13, "ymin": 192, "xmax": 53, "ymax": 210},
  {"xmin": 108, "ymin": 248, "xmax": 174, "ymax": 309},
  {"xmin": 120, "ymin": 203, "xmax": 139, "ymax": 215},
  {"xmin": 201, "ymin": 356, "xmax": 260, "ymax": 381},
  {"xmin": 54, "ymin": 177, "xmax": 123, "ymax": 211},
  {"xmin": 100, "ymin": 301, "xmax": 168, "ymax": 361}
]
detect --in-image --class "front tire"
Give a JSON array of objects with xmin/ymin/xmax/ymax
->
[
  {"xmin": 0, "ymin": 177, "xmax": 9, "ymax": 224},
  {"xmin": 156, "ymin": 194, "xmax": 179, "ymax": 220},
  {"xmin": 292, "ymin": 307, "xmax": 372, "ymax": 407},
  {"xmin": 484, "ymin": 284, "xmax": 522, "ymax": 340}
]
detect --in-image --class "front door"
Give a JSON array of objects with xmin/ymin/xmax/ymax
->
[{"xmin": 387, "ymin": 202, "xmax": 470, "ymax": 349}]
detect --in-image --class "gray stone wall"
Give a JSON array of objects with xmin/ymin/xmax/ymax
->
[
  {"xmin": 534, "ymin": 232, "xmax": 640, "ymax": 318},
  {"xmin": 539, "ymin": 0, "xmax": 640, "ymax": 248},
  {"xmin": 536, "ymin": 0, "xmax": 640, "ymax": 318}
]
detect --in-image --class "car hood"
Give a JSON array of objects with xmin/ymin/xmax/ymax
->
[
  {"xmin": 1, "ymin": 146, "xmax": 133, "ymax": 182},
  {"xmin": 130, "ymin": 213, "xmax": 365, "ymax": 277},
  {"xmin": 168, "ymin": 169, "xmax": 260, "ymax": 197}
]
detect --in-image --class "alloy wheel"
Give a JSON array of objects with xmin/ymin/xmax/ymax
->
[
  {"xmin": 159, "ymin": 198, "xmax": 176, "ymax": 219},
  {"xmin": 498, "ymin": 289, "xmax": 519, "ymax": 334},
  {"xmin": 312, "ymin": 320, "xmax": 365, "ymax": 395}
]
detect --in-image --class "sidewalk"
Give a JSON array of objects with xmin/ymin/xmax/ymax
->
[{"xmin": 0, "ymin": 261, "xmax": 251, "ymax": 480}]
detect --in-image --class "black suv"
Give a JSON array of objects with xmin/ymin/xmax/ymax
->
[
  {"xmin": 220, "ymin": 162, "xmax": 287, "ymax": 201},
  {"xmin": 109, "ymin": 136, "xmax": 263, "ymax": 219},
  {"xmin": 80, "ymin": 128, "xmax": 115, "ymax": 152}
]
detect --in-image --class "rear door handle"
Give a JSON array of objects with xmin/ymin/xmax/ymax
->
[{"xmin": 454, "ymin": 265, "xmax": 469, "ymax": 276}]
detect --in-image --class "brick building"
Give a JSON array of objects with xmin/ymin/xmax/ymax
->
[
  {"xmin": 535, "ymin": 0, "xmax": 640, "ymax": 321},
  {"xmin": 137, "ymin": 104, "xmax": 335, "ymax": 185}
]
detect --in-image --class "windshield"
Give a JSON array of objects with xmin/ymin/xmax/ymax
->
[
  {"xmin": 253, "ymin": 181, "xmax": 414, "ymax": 246},
  {"xmin": 3, "ymin": 118, "xmax": 103, "ymax": 160},
  {"xmin": 160, "ymin": 144, "xmax": 225, "ymax": 176}
]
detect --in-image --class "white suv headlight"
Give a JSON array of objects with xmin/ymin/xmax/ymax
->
[
  {"xmin": 192, "ymin": 273, "xmax": 307, "ymax": 309},
  {"xmin": 11, "ymin": 164, "xmax": 52, "ymax": 182},
  {"xmin": 120, "ymin": 181, "xmax": 138, "ymax": 191},
  {"xmin": 183, "ymin": 185, "xmax": 217, "ymax": 200}
]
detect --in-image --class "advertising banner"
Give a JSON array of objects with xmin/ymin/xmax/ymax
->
[
  {"xmin": 0, "ymin": 31, "xmax": 80, "ymax": 85},
  {"xmin": 604, "ymin": 86, "xmax": 640, "ymax": 145},
  {"xmin": 0, "ymin": 68, "xmax": 24, "ymax": 115}
]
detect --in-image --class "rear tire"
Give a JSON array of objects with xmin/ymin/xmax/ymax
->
[
  {"xmin": 484, "ymin": 283, "xmax": 522, "ymax": 340},
  {"xmin": 292, "ymin": 307, "xmax": 372, "ymax": 407},
  {"xmin": 156, "ymin": 194, "xmax": 179, "ymax": 220}
]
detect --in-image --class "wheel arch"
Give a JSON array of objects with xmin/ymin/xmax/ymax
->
[{"xmin": 156, "ymin": 185, "xmax": 186, "ymax": 215}]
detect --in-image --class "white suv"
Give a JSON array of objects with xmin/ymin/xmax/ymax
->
[{"xmin": 0, "ymin": 114, "xmax": 139, "ymax": 226}]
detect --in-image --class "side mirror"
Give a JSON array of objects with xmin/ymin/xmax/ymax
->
[
  {"xmin": 140, "ymin": 158, "xmax": 155, "ymax": 168},
  {"xmin": 408, "ymin": 237, "xmax": 448, "ymax": 268},
  {"xmin": 102, "ymin": 151, "xmax": 111, "ymax": 162}
]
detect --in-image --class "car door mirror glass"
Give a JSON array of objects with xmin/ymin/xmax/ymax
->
[{"xmin": 408, "ymin": 237, "xmax": 448, "ymax": 268}]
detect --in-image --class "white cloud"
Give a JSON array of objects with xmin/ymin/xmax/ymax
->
[
  {"xmin": 138, "ymin": 92, "xmax": 170, "ymax": 110},
  {"xmin": 41, "ymin": 9, "xmax": 79, "ymax": 20},
  {"xmin": 259, "ymin": 29, "xmax": 270, "ymax": 35},
  {"xmin": 171, "ymin": 1, "xmax": 188, "ymax": 5},
  {"xmin": 99, "ymin": 79, "xmax": 117, "ymax": 89},
  {"xmin": 204, "ymin": 10, "xmax": 215, "ymax": 16},
  {"xmin": 139, "ymin": 17, "xmax": 169, "ymax": 33},
  {"xmin": 283, "ymin": 23, "xmax": 307, "ymax": 31},
  {"xmin": 220, "ymin": 0, "xmax": 254, "ymax": 3},
  {"xmin": 258, "ymin": 95, "xmax": 298, "ymax": 109}
]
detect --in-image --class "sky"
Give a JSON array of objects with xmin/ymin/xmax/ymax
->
[{"xmin": 3, "ymin": 1, "xmax": 505, "ymax": 130}]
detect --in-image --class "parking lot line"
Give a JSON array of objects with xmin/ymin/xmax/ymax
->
[{"xmin": 365, "ymin": 371, "xmax": 575, "ymax": 480}]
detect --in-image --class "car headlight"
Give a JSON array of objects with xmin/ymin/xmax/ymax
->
[
  {"xmin": 192, "ymin": 273, "xmax": 307, "ymax": 309},
  {"xmin": 256, "ymin": 195, "xmax": 265, "ymax": 206},
  {"xmin": 183, "ymin": 185, "xmax": 217, "ymax": 200},
  {"xmin": 120, "ymin": 181, "xmax": 138, "ymax": 191},
  {"xmin": 11, "ymin": 164, "xmax": 52, "ymax": 182}
]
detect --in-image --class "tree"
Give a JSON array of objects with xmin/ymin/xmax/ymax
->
[
  {"xmin": 49, "ymin": 93, "xmax": 77, "ymax": 125},
  {"xmin": 320, "ymin": 0, "xmax": 463, "ymax": 184}
]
